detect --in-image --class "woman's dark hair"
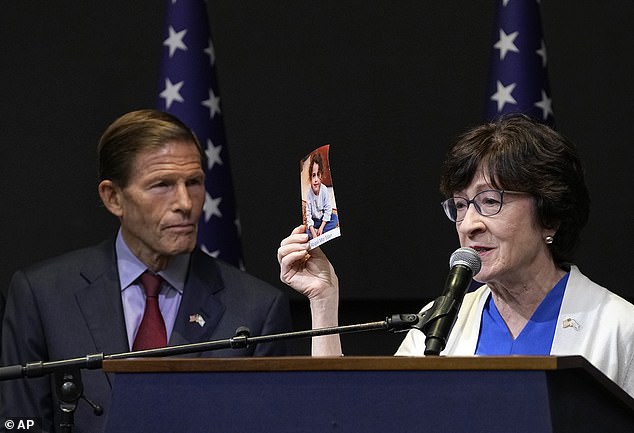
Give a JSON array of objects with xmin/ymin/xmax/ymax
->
[{"xmin": 440, "ymin": 114, "xmax": 590, "ymax": 265}]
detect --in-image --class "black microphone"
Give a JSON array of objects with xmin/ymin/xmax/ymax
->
[{"xmin": 418, "ymin": 247, "xmax": 481, "ymax": 356}]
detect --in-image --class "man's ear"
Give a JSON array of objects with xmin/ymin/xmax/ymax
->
[{"xmin": 98, "ymin": 180, "xmax": 123, "ymax": 217}]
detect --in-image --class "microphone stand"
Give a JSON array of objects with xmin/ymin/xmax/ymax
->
[
  {"xmin": 54, "ymin": 367, "xmax": 103, "ymax": 433},
  {"xmin": 413, "ymin": 295, "xmax": 461, "ymax": 356},
  {"xmin": 0, "ymin": 313, "xmax": 420, "ymax": 432}
]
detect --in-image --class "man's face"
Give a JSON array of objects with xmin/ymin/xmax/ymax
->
[{"xmin": 107, "ymin": 140, "xmax": 205, "ymax": 269}]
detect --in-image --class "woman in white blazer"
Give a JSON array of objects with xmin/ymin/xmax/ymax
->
[{"xmin": 277, "ymin": 115, "xmax": 634, "ymax": 398}]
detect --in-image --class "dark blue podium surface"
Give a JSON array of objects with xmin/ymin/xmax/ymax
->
[{"xmin": 103, "ymin": 356, "xmax": 634, "ymax": 433}]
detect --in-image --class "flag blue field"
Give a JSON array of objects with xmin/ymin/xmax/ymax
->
[
  {"xmin": 157, "ymin": 0, "xmax": 244, "ymax": 268},
  {"xmin": 485, "ymin": 0, "xmax": 554, "ymax": 126}
]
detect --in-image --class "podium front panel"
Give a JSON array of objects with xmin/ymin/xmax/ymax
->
[{"xmin": 105, "ymin": 369, "xmax": 553, "ymax": 433}]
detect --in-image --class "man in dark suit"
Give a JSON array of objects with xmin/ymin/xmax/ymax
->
[{"xmin": 0, "ymin": 110, "xmax": 292, "ymax": 433}]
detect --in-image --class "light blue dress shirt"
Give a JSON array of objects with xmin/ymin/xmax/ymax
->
[{"xmin": 115, "ymin": 230, "xmax": 189, "ymax": 350}]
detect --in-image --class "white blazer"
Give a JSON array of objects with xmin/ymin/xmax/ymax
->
[{"xmin": 395, "ymin": 266, "xmax": 634, "ymax": 398}]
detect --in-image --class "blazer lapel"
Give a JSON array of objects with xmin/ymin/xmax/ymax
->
[
  {"xmin": 71, "ymin": 244, "xmax": 227, "ymax": 357},
  {"xmin": 169, "ymin": 250, "xmax": 226, "ymax": 351},
  {"xmin": 73, "ymin": 241, "xmax": 129, "ymax": 356}
]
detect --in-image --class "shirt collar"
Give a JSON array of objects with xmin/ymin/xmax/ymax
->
[{"xmin": 115, "ymin": 229, "xmax": 189, "ymax": 294}]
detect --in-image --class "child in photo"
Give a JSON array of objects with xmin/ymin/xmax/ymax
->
[{"xmin": 305, "ymin": 151, "xmax": 339, "ymax": 239}]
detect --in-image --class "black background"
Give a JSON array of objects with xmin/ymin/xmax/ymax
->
[{"xmin": 1, "ymin": 1, "xmax": 632, "ymax": 355}]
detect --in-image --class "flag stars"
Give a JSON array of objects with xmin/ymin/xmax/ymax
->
[
  {"xmin": 494, "ymin": 28, "xmax": 520, "ymax": 60},
  {"xmin": 160, "ymin": 1, "xmax": 243, "ymax": 267},
  {"xmin": 160, "ymin": 78, "xmax": 184, "ymax": 109},
  {"xmin": 202, "ymin": 88, "xmax": 221, "ymax": 118},
  {"xmin": 205, "ymin": 139, "xmax": 223, "ymax": 171},
  {"xmin": 486, "ymin": 1, "xmax": 554, "ymax": 126},
  {"xmin": 201, "ymin": 244, "xmax": 220, "ymax": 258},
  {"xmin": 534, "ymin": 90, "xmax": 553, "ymax": 120},
  {"xmin": 491, "ymin": 80, "xmax": 517, "ymax": 111},
  {"xmin": 203, "ymin": 192, "xmax": 222, "ymax": 222},
  {"xmin": 204, "ymin": 39, "xmax": 216, "ymax": 66},
  {"xmin": 536, "ymin": 40, "xmax": 548, "ymax": 67},
  {"xmin": 163, "ymin": 26, "xmax": 188, "ymax": 58}
]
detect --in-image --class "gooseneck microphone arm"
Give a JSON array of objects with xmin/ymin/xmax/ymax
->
[
  {"xmin": 414, "ymin": 247, "xmax": 482, "ymax": 356},
  {"xmin": 415, "ymin": 263, "xmax": 475, "ymax": 356},
  {"xmin": 0, "ymin": 313, "xmax": 420, "ymax": 382}
]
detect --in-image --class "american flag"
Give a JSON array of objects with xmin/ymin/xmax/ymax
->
[
  {"xmin": 485, "ymin": 0, "xmax": 554, "ymax": 126},
  {"xmin": 157, "ymin": 0, "xmax": 244, "ymax": 268}
]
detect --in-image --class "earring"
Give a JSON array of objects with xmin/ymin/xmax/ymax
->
[{"xmin": 545, "ymin": 235, "xmax": 554, "ymax": 244}]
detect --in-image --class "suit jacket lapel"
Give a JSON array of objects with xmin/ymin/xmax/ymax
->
[
  {"xmin": 73, "ymin": 240, "xmax": 129, "ymax": 356},
  {"xmin": 71, "ymin": 244, "xmax": 227, "ymax": 357},
  {"xmin": 169, "ymin": 250, "xmax": 226, "ymax": 351}
]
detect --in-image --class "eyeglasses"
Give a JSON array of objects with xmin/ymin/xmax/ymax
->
[{"xmin": 441, "ymin": 189, "xmax": 525, "ymax": 222}]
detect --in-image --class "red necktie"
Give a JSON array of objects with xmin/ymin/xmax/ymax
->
[{"xmin": 132, "ymin": 272, "xmax": 167, "ymax": 350}]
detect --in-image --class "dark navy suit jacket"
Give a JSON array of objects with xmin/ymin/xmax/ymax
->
[{"xmin": 0, "ymin": 239, "xmax": 291, "ymax": 433}]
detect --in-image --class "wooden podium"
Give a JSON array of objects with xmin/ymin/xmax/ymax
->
[{"xmin": 102, "ymin": 356, "xmax": 634, "ymax": 432}]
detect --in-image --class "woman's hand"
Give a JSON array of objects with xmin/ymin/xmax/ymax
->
[
  {"xmin": 277, "ymin": 225, "xmax": 342, "ymax": 356},
  {"xmin": 278, "ymin": 225, "xmax": 338, "ymax": 301}
]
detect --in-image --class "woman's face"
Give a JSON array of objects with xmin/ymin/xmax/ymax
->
[{"xmin": 455, "ymin": 171, "xmax": 553, "ymax": 286}]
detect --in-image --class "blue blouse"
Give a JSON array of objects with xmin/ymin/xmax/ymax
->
[{"xmin": 475, "ymin": 273, "xmax": 569, "ymax": 355}]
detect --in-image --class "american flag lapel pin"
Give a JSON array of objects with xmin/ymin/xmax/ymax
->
[
  {"xmin": 562, "ymin": 318, "xmax": 581, "ymax": 331},
  {"xmin": 189, "ymin": 314, "xmax": 206, "ymax": 328}
]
